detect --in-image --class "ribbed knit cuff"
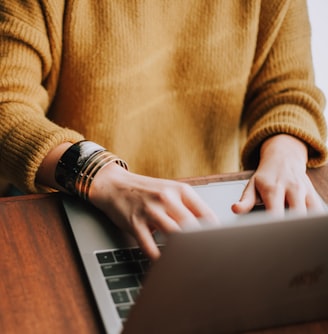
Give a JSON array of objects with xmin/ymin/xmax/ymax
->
[
  {"xmin": 242, "ymin": 111, "xmax": 328, "ymax": 170},
  {"xmin": 1, "ymin": 113, "xmax": 84, "ymax": 193}
]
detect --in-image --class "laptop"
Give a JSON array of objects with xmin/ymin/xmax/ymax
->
[{"xmin": 61, "ymin": 179, "xmax": 328, "ymax": 334}]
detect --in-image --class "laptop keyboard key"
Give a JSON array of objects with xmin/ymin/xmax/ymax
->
[
  {"xmin": 101, "ymin": 262, "xmax": 142, "ymax": 277},
  {"xmin": 116, "ymin": 304, "xmax": 132, "ymax": 319},
  {"xmin": 106, "ymin": 275, "xmax": 140, "ymax": 290},
  {"xmin": 96, "ymin": 251, "xmax": 115, "ymax": 264},
  {"xmin": 131, "ymin": 248, "xmax": 147, "ymax": 260},
  {"xmin": 113, "ymin": 249, "xmax": 133, "ymax": 262},
  {"xmin": 111, "ymin": 290, "xmax": 130, "ymax": 304},
  {"xmin": 129, "ymin": 288, "xmax": 141, "ymax": 302}
]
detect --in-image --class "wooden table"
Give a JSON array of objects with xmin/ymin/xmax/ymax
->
[{"xmin": 1, "ymin": 167, "xmax": 328, "ymax": 333}]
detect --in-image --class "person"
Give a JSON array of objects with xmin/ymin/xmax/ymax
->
[{"xmin": 0, "ymin": 0, "xmax": 327, "ymax": 260}]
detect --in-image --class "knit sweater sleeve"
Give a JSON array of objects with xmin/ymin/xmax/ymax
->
[
  {"xmin": 0, "ymin": 1, "xmax": 84, "ymax": 193},
  {"xmin": 241, "ymin": 0, "xmax": 328, "ymax": 169}
]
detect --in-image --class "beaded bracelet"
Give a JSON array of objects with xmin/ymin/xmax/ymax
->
[{"xmin": 55, "ymin": 140, "xmax": 128, "ymax": 200}]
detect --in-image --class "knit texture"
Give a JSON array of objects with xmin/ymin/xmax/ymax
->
[{"xmin": 0, "ymin": 0, "xmax": 327, "ymax": 193}]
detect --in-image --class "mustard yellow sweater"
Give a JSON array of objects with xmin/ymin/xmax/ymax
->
[{"xmin": 0, "ymin": 0, "xmax": 327, "ymax": 193}]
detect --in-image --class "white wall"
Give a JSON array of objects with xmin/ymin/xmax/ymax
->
[{"xmin": 307, "ymin": 1, "xmax": 328, "ymax": 128}]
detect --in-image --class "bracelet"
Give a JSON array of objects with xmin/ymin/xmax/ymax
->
[
  {"xmin": 55, "ymin": 140, "xmax": 128, "ymax": 199},
  {"xmin": 76, "ymin": 150, "xmax": 128, "ymax": 200}
]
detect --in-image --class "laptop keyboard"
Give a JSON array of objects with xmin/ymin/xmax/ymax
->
[{"xmin": 96, "ymin": 246, "xmax": 162, "ymax": 321}]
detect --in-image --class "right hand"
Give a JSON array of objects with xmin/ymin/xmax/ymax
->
[{"xmin": 88, "ymin": 163, "xmax": 219, "ymax": 260}]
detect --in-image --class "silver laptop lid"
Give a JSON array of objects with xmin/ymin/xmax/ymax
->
[{"xmin": 123, "ymin": 210, "xmax": 328, "ymax": 334}]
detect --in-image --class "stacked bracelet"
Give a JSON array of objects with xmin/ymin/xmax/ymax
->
[{"xmin": 55, "ymin": 140, "xmax": 128, "ymax": 200}]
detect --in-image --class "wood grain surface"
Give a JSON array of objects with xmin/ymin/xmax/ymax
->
[{"xmin": 0, "ymin": 194, "xmax": 105, "ymax": 334}]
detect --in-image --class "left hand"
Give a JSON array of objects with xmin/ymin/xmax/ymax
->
[{"xmin": 232, "ymin": 134, "xmax": 325, "ymax": 215}]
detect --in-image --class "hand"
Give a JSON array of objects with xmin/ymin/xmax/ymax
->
[
  {"xmin": 232, "ymin": 134, "xmax": 324, "ymax": 215},
  {"xmin": 88, "ymin": 163, "xmax": 219, "ymax": 260}
]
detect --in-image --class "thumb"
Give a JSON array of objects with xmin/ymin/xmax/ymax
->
[{"xmin": 231, "ymin": 179, "xmax": 258, "ymax": 214}]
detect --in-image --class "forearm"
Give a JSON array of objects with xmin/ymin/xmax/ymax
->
[
  {"xmin": 0, "ymin": 3, "xmax": 83, "ymax": 193},
  {"xmin": 241, "ymin": 0, "xmax": 327, "ymax": 170}
]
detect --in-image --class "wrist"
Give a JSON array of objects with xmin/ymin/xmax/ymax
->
[
  {"xmin": 87, "ymin": 162, "xmax": 130, "ymax": 205},
  {"xmin": 260, "ymin": 134, "xmax": 308, "ymax": 165}
]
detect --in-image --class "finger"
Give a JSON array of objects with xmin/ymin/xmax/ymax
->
[
  {"xmin": 144, "ymin": 207, "xmax": 182, "ymax": 233},
  {"xmin": 283, "ymin": 182, "xmax": 307, "ymax": 213},
  {"xmin": 285, "ymin": 177, "xmax": 324, "ymax": 213},
  {"xmin": 302, "ymin": 176, "xmax": 326, "ymax": 211},
  {"xmin": 165, "ymin": 201, "xmax": 203, "ymax": 231},
  {"xmin": 180, "ymin": 185, "xmax": 219, "ymax": 224},
  {"xmin": 130, "ymin": 206, "xmax": 181, "ymax": 260},
  {"xmin": 232, "ymin": 178, "xmax": 258, "ymax": 214},
  {"xmin": 133, "ymin": 222, "xmax": 162, "ymax": 261},
  {"xmin": 306, "ymin": 190, "xmax": 326, "ymax": 212},
  {"xmin": 260, "ymin": 183, "xmax": 285, "ymax": 214}
]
